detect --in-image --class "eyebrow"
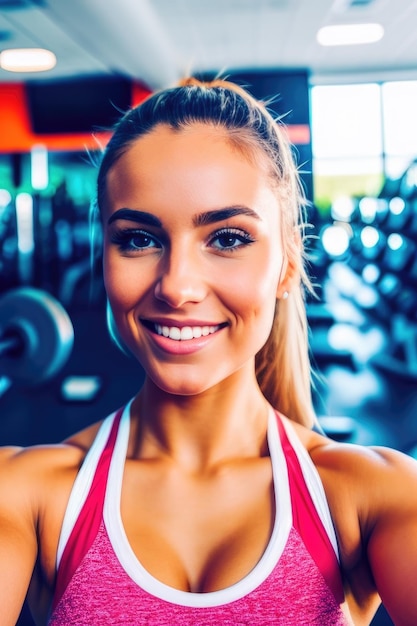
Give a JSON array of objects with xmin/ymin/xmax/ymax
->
[
  {"xmin": 193, "ymin": 206, "xmax": 261, "ymax": 226},
  {"xmin": 107, "ymin": 208, "xmax": 162, "ymax": 227},
  {"xmin": 107, "ymin": 205, "xmax": 260, "ymax": 228}
]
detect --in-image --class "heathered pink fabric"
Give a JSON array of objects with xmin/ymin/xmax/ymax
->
[
  {"xmin": 48, "ymin": 409, "xmax": 352, "ymax": 625},
  {"xmin": 49, "ymin": 521, "xmax": 350, "ymax": 625}
]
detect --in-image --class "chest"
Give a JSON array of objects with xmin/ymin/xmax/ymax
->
[
  {"xmin": 49, "ymin": 523, "xmax": 352, "ymax": 626},
  {"xmin": 45, "ymin": 418, "xmax": 363, "ymax": 625},
  {"xmin": 120, "ymin": 458, "xmax": 275, "ymax": 592}
]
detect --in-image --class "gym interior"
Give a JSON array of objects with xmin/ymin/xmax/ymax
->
[{"xmin": 0, "ymin": 2, "xmax": 416, "ymax": 624}]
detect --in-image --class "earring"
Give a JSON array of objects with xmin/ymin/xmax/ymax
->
[{"xmin": 282, "ymin": 291, "xmax": 289, "ymax": 300}]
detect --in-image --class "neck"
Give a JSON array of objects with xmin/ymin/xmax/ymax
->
[{"xmin": 129, "ymin": 371, "xmax": 271, "ymax": 471}]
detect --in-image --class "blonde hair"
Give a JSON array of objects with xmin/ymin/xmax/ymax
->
[{"xmin": 96, "ymin": 77, "xmax": 316, "ymax": 427}]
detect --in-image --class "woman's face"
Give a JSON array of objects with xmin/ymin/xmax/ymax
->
[{"xmin": 103, "ymin": 123, "xmax": 288, "ymax": 397}]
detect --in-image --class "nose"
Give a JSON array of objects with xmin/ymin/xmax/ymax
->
[{"xmin": 154, "ymin": 245, "xmax": 207, "ymax": 308}]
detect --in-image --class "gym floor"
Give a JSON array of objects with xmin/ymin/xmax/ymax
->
[{"xmin": 2, "ymin": 298, "xmax": 415, "ymax": 625}]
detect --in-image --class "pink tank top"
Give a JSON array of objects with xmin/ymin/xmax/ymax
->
[{"xmin": 49, "ymin": 405, "xmax": 352, "ymax": 625}]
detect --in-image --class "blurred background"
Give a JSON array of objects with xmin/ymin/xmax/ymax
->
[{"xmin": 0, "ymin": 1, "xmax": 416, "ymax": 624}]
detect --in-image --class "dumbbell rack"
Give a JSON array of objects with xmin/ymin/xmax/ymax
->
[{"xmin": 323, "ymin": 160, "xmax": 417, "ymax": 383}]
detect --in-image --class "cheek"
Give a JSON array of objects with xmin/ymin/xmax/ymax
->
[
  {"xmin": 220, "ymin": 249, "xmax": 282, "ymax": 323},
  {"xmin": 103, "ymin": 253, "xmax": 141, "ymax": 314},
  {"xmin": 251, "ymin": 245, "xmax": 283, "ymax": 296}
]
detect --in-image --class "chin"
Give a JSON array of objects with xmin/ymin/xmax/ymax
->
[
  {"xmin": 148, "ymin": 372, "xmax": 218, "ymax": 398},
  {"xmin": 158, "ymin": 382, "xmax": 212, "ymax": 398}
]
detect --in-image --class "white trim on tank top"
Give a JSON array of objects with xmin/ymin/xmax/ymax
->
[
  {"xmin": 57, "ymin": 401, "xmax": 339, "ymax": 608},
  {"xmin": 104, "ymin": 404, "xmax": 292, "ymax": 607},
  {"xmin": 55, "ymin": 404, "xmax": 128, "ymax": 568},
  {"xmin": 279, "ymin": 415, "xmax": 339, "ymax": 557}
]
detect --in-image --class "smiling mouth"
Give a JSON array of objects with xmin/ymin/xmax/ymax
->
[{"xmin": 144, "ymin": 321, "xmax": 225, "ymax": 341}]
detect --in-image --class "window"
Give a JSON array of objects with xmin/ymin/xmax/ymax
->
[
  {"xmin": 311, "ymin": 83, "xmax": 384, "ymax": 214},
  {"xmin": 382, "ymin": 80, "xmax": 417, "ymax": 180}
]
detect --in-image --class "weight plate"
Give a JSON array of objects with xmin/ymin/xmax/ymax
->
[{"xmin": 0, "ymin": 287, "xmax": 74, "ymax": 385}]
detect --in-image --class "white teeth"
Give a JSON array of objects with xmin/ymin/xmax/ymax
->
[
  {"xmin": 169, "ymin": 327, "xmax": 181, "ymax": 340},
  {"xmin": 155, "ymin": 324, "xmax": 219, "ymax": 341},
  {"xmin": 180, "ymin": 326, "xmax": 193, "ymax": 340}
]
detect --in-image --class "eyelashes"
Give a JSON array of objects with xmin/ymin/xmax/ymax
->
[
  {"xmin": 208, "ymin": 227, "xmax": 256, "ymax": 251},
  {"xmin": 109, "ymin": 226, "xmax": 256, "ymax": 254},
  {"xmin": 109, "ymin": 228, "xmax": 161, "ymax": 252}
]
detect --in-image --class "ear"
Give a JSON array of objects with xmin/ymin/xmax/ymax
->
[
  {"xmin": 276, "ymin": 227, "xmax": 302, "ymax": 299},
  {"xmin": 276, "ymin": 255, "xmax": 299, "ymax": 300}
]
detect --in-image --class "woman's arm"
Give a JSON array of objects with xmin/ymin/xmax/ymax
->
[
  {"xmin": 365, "ymin": 447, "xmax": 417, "ymax": 626},
  {"xmin": 0, "ymin": 447, "xmax": 39, "ymax": 625},
  {"xmin": 305, "ymin": 425, "xmax": 417, "ymax": 624}
]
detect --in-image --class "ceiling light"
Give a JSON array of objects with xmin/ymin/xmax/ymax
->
[
  {"xmin": 0, "ymin": 48, "xmax": 56, "ymax": 72},
  {"xmin": 317, "ymin": 23, "xmax": 384, "ymax": 46}
]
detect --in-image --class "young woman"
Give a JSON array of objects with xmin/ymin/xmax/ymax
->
[{"xmin": 1, "ymin": 78, "xmax": 417, "ymax": 626}]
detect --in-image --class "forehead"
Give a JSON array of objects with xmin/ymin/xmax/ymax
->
[
  {"xmin": 102, "ymin": 124, "xmax": 284, "ymax": 240},
  {"xmin": 106, "ymin": 123, "xmax": 273, "ymax": 193},
  {"xmin": 103, "ymin": 124, "xmax": 282, "ymax": 232},
  {"xmin": 136, "ymin": 123, "xmax": 266, "ymax": 161}
]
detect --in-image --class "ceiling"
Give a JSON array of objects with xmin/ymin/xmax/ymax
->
[{"xmin": 0, "ymin": 0, "xmax": 417, "ymax": 88}]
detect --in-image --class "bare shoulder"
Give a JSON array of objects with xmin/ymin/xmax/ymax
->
[
  {"xmin": 0, "ymin": 419, "xmax": 104, "ymax": 515},
  {"xmin": 0, "ymin": 420, "xmax": 106, "ymax": 624},
  {"xmin": 0, "ymin": 420, "xmax": 105, "ymax": 571},
  {"xmin": 288, "ymin": 418, "xmax": 417, "ymax": 518},
  {"xmin": 287, "ymin": 417, "xmax": 417, "ymax": 620},
  {"xmin": 293, "ymin": 416, "xmax": 417, "ymax": 538},
  {"xmin": 288, "ymin": 417, "xmax": 417, "ymax": 487}
]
